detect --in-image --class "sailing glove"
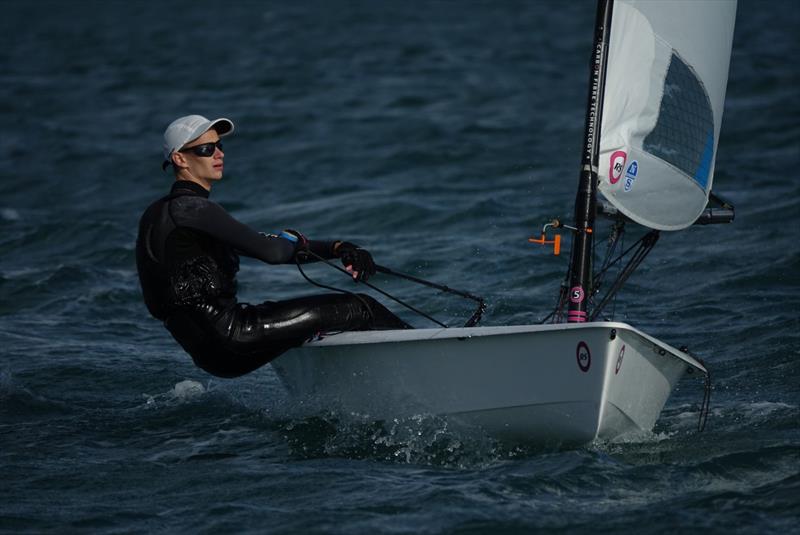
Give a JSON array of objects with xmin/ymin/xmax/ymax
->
[{"xmin": 335, "ymin": 241, "xmax": 376, "ymax": 282}]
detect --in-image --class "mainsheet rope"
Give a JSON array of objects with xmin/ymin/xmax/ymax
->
[{"xmin": 296, "ymin": 250, "xmax": 486, "ymax": 328}]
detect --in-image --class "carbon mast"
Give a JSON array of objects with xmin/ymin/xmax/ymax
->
[{"xmin": 566, "ymin": 0, "xmax": 614, "ymax": 323}]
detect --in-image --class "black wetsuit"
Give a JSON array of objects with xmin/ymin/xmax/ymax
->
[{"xmin": 136, "ymin": 180, "xmax": 409, "ymax": 378}]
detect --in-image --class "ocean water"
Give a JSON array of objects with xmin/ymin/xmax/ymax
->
[{"xmin": 1, "ymin": 1, "xmax": 798, "ymax": 533}]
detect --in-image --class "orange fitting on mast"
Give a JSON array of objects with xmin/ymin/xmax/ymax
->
[{"xmin": 529, "ymin": 232, "xmax": 561, "ymax": 255}]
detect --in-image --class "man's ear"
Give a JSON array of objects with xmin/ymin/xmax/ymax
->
[{"xmin": 171, "ymin": 151, "xmax": 188, "ymax": 169}]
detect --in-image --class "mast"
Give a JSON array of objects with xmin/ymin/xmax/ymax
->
[{"xmin": 566, "ymin": 0, "xmax": 614, "ymax": 323}]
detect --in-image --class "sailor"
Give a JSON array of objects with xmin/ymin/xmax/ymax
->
[{"xmin": 136, "ymin": 115, "xmax": 410, "ymax": 378}]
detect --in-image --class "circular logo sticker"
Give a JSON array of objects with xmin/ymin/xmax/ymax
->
[
  {"xmin": 576, "ymin": 341, "xmax": 591, "ymax": 372},
  {"xmin": 615, "ymin": 345, "xmax": 625, "ymax": 375},
  {"xmin": 570, "ymin": 286, "xmax": 585, "ymax": 304},
  {"xmin": 609, "ymin": 150, "xmax": 627, "ymax": 184}
]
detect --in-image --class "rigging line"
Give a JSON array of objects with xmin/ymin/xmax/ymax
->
[
  {"xmin": 375, "ymin": 265, "xmax": 487, "ymax": 327},
  {"xmin": 294, "ymin": 259, "xmax": 382, "ymax": 326},
  {"xmin": 598, "ymin": 221, "xmax": 625, "ymax": 278},
  {"xmin": 696, "ymin": 359, "xmax": 712, "ymax": 432},
  {"xmin": 592, "ymin": 221, "xmax": 625, "ymax": 317},
  {"xmin": 298, "ymin": 251, "xmax": 448, "ymax": 328},
  {"xmin": 610, "ymin": 225, "xmax": 625, "ymax": 319},
  {"xmin": 593, "ymin": 228, "xmax": 651, "ymax": 282},
  {"xmin": 590, "ymin": 238, "xmax": 653, "ymax": 321},
  {"xmin": 539, "ymin": 281, "xmax": 569, "ymax": 324},
  {"xmin": 295, "ymin": 259, "xmax": 354, "ymax": 296},
  {"xmin": 589, "ymin": 230, "xmax": 659, "ymax": 321},
  {"xmin": 375, "ymin": 265, "xmax": 485, "ymax": 304}
]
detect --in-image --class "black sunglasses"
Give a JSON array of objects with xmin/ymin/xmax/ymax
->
[{"xmin": 179, "ymin": 141, "xmax": 223, "ymax": 157}]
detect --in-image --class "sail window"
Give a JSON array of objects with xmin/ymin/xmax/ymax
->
[{"xmin": 643, "ymin": 52, "xmax": 715, "ymax": 190}]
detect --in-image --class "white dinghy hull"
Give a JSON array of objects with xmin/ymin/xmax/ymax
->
[{"xmin": 272, "ymin": 322, "xmax": 705, "ymax": 445}]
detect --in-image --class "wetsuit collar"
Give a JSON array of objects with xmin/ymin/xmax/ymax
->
[{"xmin": 171, "ymin": 180, "xmax": 210, "ymax": 198}]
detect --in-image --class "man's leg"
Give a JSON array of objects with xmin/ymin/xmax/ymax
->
[
  {"xmin": 237, "ymin": 293, "xmax": 411, "ymax": 344},
  {"xmin": 169, "ymin": 293, "xmax": 411, "ymax": 378}
]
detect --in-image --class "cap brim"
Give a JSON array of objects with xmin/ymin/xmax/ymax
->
[
  {"xmin": 182, "ymin": 118, "xmax": 235, "ymax": 147},
  {"xmin": 208, "ymin": 118, "xmax": 234, "ymax": 137}
]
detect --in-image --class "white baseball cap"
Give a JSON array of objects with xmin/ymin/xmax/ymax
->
[{"xmin": 162, "ymin": 115, "xmax": 234, "ymax": 170}]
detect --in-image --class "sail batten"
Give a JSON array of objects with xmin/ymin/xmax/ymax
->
[{"xmin": 597, "ymin": 0, "xmax": 737, "ymax": 230}]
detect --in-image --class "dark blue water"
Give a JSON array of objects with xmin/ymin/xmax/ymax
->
[{"xmin": 2, "ymin": 1, "xmax": 798, "ymax": 533}]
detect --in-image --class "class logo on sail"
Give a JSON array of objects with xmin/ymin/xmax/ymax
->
[{"xmin": 609, "ymin": 150, "xmax": 626, "ymax": 184}]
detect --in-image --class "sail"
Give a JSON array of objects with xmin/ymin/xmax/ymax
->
[{"xmin": 597, "ymin": 0, "xmax": 736, "ymax": 230}]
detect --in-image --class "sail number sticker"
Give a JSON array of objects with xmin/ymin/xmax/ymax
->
[
  {"xmin": 576, "ymin": 341, "xmax": 591, "ymax": 373},
  {"xmin": 609, "ymin": 150, "xmax": 626, "ymax": 184}
]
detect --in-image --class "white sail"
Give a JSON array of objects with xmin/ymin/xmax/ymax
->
[{"xmin": 598, "ymin": 0, "xmax": 737, "ymax": 230}]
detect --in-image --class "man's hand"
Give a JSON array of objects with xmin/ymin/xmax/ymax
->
[{"xmin": 335, "ymin": 242, "xmax": 376, "ymax": 282}]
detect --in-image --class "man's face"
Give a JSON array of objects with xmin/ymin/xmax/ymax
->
[{"xmin": 176, "ymin": 129, "xmax": 224, "ymax": 182}]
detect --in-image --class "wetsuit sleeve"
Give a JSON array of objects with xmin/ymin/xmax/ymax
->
[
  {"xmin": 170, "ymin": 196, "xmax": 340, "ymax": 264},
  {"xmin": 170, "ymin": 196, "xmax": 296, "ymax": 264},
  {"xmin": 306, "ymin": 239, "xmax": 339, "ymax": 261}
]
